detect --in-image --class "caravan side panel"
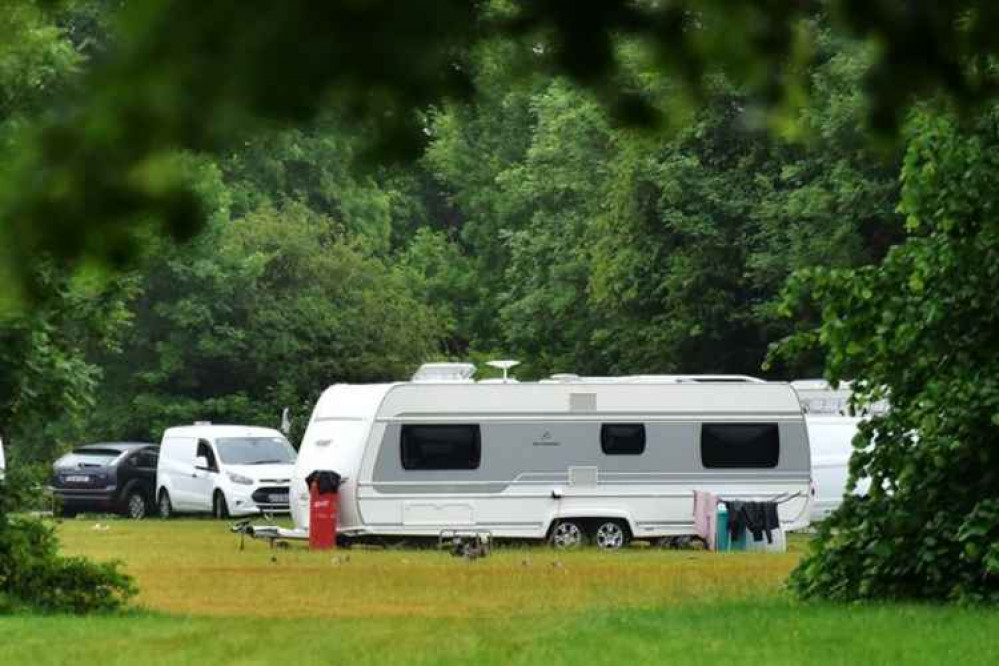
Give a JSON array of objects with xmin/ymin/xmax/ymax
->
[{"xmin": 354, "ymin": 384, "xmax": 811, "ymax": 539}]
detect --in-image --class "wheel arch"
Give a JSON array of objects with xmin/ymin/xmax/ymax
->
[{"xmin": 119, "ymin": 478, "xmax": 153, "ymax": 503}]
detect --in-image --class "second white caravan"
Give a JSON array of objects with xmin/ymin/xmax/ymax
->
[
  {"xmin": 291, "ymin": 365, "xmax": 813, "ymax": 547},
  {"xmin": 792, "ymin": 380, "xmax": 876, "ymax": 521}
]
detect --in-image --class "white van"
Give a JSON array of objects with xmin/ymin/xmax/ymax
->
[
  {"xmin": 289, "ymin": 364, "xmax": 813, "ymax": 548},
  {"xmin": 155, "ymin": 424, "xmax": 297, "ymax": 518}
]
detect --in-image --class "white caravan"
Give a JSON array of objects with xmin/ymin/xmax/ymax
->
[
  {"xmin": 290, "ymin": 364, "xmax": 813, "ymax": 547},
  {"xmin": 156, "ymin": 424, "xmax": 297, "ymax": 518},
  {"xmin": 792, "ymin": 380, "xmax": 875, "ymax": 521},
  {"xmin": 0, "ymin": 435, "xmax": 5, "ymax": 481}
]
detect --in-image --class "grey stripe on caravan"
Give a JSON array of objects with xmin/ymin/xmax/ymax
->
[
  {"xmin": 378, "ymin": 413, "xmax": 802, "ymax": 422},
  {"xmin": 360, "ymin": 489, "xmax": 808, "ymax": 500},
  {"xmin": 362, "ymin": 473, "xmax": 810, "ymax": 486},
  {"xmin": 312, "ymin": 416, "xmax": 368, "ymax": 423},
  {"xmin": 520, "ymin": 471, "xmax": 810, "ymax": 479}
]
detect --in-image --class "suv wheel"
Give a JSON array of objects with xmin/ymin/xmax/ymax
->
[
  {"xmin": 213, "ymin": 491, "xmax": 230, "ymax": 519},
  {"xmin": 158, "ymin": 490, "xmax": 173, "ymax": 519},
  {"xmin": 126, "ymin": 491, "xmax": 148, "ymax": 520}
]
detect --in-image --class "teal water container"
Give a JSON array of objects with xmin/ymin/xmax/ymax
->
[
  {"xmin": 716, "ymin": 504, "xmax": 746, "ymax": 551},
  {"xmin": 730, "ymin": 524, "xmax": 749, "ymax": 551},
  {"xmin": 715, "ymin": 505, "xmax": 730, "ymax": 551}
]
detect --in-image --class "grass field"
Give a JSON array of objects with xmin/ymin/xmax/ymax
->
[{"xmin": 1, "ymin": 519, "xmax": 998, "ymax": 665}]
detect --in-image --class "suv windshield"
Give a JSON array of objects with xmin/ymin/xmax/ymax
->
[
  {"xmin": 57, "ymin": 449, "xmax": 122, "ymax": 468},
  {"xmin": 215, "ymin": 437, "xmax": 297, "ymax": 465}
]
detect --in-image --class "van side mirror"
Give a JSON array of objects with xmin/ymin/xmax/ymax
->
[{"xmin": 195, "ymin": 455, "xmax": 213, "ymax": 471}]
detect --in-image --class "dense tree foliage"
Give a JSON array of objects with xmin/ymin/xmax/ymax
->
[
  {"xmin": 2, "ymin": 1, "xmax": 997, "ymax": 295},
  {"xmin": 3, "ymin": 5, "xmax": 903, "ymax": 451},
  {"xmin": 88, "ymin": 197, "xmax": 444, "ymax": 444},
  {"xmin": 783, "ymin": 107, "xmax": 999, "ymax": 602},
  {"xmin": 426, "ymin": 37, "xmax": 901, "ymax": 377},
  {"xmin": 0, "ymin": 1, "xmax": 135, "ymax": 461}
]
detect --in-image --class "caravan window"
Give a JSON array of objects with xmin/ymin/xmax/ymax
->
[
  {"xmin": 601, "ymin": 424, "xmax": 646, "ymax": 455},
  {"xmin": 701, "ymin": 423, "xmax": 779, "ymax": 468},
  {"xmin": 401, "ymin": 425, "xmax": 481, "ymax": 470}
]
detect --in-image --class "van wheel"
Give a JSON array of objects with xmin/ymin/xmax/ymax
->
[
  {"xmin": 551, "ymin": 520, "xmax": 585, "ymax": 549},
  {"xmin": 213, "ymin": 491, "xmax": 229, "ymax": 519},
  {"xmin": 158, "ymin": 490, "xmax": 173, "ymax": 519},
  {"xmin": 594, "ymin": 521, "xmax": 628, "ymax": 550},
  {"xmin": 125, "ymin": 491, "xmax": 148, "ymax": 520}
]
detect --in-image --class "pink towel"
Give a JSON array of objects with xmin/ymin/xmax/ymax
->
[{"xmin": 693, "ymin": 490, "xmax": 718, "ymax": 551}]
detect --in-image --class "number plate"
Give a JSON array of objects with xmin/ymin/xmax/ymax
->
[
  {"xmin": 66, "ymin": 475, "xmax": 90, "ymax": 483},
  {"xmin": 269, "ymin": 493, "xmax": 289, "ymax": 504}
]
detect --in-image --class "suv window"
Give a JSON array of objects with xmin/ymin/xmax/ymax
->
[
  {"xmin": 601, "ymin": 424, "xmax": 646, "ymax": 455},
  {"xmin": 401, "ymin": 425, "xmax": 481, "ymax": 470},
  {"xmin": 700, "ymin": 423, "xmax": 780, "ymax": 468},
  {"xmin": 133, "ymin": 449, "xmax": 158, "ymax": 468}
]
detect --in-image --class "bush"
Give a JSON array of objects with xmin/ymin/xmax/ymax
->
[
  {"xmin": 780, "ymin": 109, "xmax": 999, "ymax": 603},
  {"xmin": 0, "ymin": 468, "xmax": 136, "ymax": 614}
]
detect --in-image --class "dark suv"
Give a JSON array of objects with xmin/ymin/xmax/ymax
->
[{"xmin": 50, "ymin": 443, "xmax": 158, "ymax": 519}]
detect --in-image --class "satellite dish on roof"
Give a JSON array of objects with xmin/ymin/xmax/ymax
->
[{"xmin": 486, "ymin": 360, "xmax": 520, "ymax": 383}]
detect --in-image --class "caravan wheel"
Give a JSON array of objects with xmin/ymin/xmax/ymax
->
[
  {"xmin": 551, "ymin": 520, "xmax": 585, "ymax": 549},
  {"xmin": 594, "ymin": 521, "xmax": 628, "ymax": 550}
]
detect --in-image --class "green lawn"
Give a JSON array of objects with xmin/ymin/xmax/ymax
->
[{"xmin": 1, "ymin": 519, "xmax": 997, "ymax": 665}]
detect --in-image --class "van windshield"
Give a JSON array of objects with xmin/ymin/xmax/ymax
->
[{"xmin": 216, "ymin": 437, "xmax": 297, "ymax": 465}]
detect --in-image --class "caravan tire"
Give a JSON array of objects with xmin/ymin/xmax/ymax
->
[
  {"xmin": 551, "ymin": 520, "xmax": 586, "ymax": 549},
  {"xmin": 594, "ymin": 521, "xmax": 628, "ymax": 550},
  {"xmin": 158, "ymin": 490, "xmax": 173, "ymax": 519},
  {"xmin": 213, "ymin": 491, "xmax": 230, "ymax": 519}
]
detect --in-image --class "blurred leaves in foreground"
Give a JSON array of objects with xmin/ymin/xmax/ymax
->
[{"xmin": 3, "ymin": 1, "xmax": 999, "ymax": 297}]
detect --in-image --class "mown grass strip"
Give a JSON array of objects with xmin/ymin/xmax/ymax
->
[{"xmin": 3, "ymin": 601, "xmax": 998, "ymax": 666}]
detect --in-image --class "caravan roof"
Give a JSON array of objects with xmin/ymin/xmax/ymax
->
[{"xmin": 311, "ymin": 374, "xmax": 800, "ymax": 424}]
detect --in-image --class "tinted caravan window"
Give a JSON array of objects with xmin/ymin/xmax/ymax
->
[
  {"xmin": 601, "ymin": 424, "xmax": 646, "ymax": 455},
  {"xmin": 701, "ymin": 423, "xmax": 779, "ymax": 468},
  {"xmin": 401, "ymin": 425, "xmax": 481, "ymax": 470}
]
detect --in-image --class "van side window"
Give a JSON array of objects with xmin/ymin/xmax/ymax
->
[
  {"xmin": 196, "ymin": 440, "xmax": 218, "ymax": 471},
  {"xmin": 701, "ymin": 423, "xmax": 779, "ymax": 468},
  {"xmin": 600, "ymin": 424, "xmax": 646, "ymax": 455},
  {"xmin": 401, "ymin": 425, "xmax": 481, "ymax": 470}
]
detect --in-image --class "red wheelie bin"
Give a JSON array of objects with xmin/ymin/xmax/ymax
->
[{"xmin": 305, "ymin": 470, "xmax": 343, "ymax": 550}]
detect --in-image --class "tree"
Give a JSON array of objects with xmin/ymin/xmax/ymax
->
[
  {"xmin": 89, "ymin": 199, "xmax": 445, "ymax": 443},
  {"xmin": 426, "ymin": 35, "xmax": 900, "ymax": 378},
  {"xmin": 781, "ymin": 107, "xmax": 999, "ymax": 602},
  {"xmin": 3, "ymin": 1, "xmax": 998, "ymax": 297},
  {"xmin": 0, "ymin": 0, "xmax": 135, "ymax": 461}
]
